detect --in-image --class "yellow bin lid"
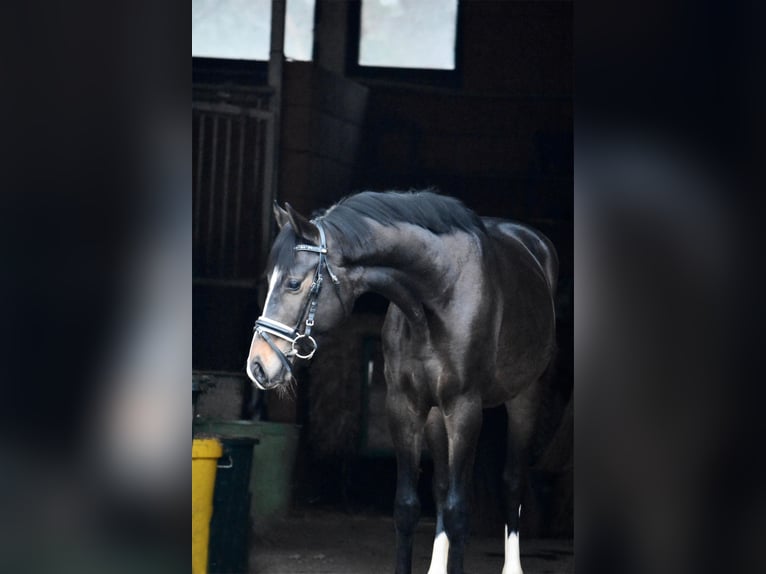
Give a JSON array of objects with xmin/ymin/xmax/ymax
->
[{"xmin": 192, "ymin": 438, "xmax": 223, "ymax": 459}]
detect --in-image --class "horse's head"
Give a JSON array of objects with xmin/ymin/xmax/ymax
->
[{"xmin": 246, "ymin": 203, "xmax": 349, "ymax": 391}]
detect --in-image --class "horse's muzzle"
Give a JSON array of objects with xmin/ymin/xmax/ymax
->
[{"xmin": 248, "ymin": 359, "xmax": 280, "ymax": 390}]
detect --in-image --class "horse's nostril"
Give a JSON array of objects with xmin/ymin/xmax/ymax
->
[{"xmin": 252, "ymin": 361, "xmax": 266, "ymax": 384}]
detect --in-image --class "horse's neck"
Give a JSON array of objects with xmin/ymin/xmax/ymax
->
[{"xmin": 350, "ymin": 223, "xmax": 481, "ymax": 325}]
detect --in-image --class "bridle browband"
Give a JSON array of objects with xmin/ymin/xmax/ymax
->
[{"xmin": 253, "ymin": 221, "xmax": 340, "ymax": 378}]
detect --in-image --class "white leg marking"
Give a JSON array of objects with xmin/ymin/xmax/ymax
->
[
  {"xmin": 502, "ymin": 525, "xmax": 523, "ymax": 574},
  {"xmin": 427, "ymin": 531, "xmax": 450, "ymax": 574},
  {"xmin": 502, "ymin": 506, "xmax": 523, "ymax": 574}
]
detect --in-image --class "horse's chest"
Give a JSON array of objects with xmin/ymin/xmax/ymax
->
[
  {"xmin": 385, "ymin": 336, "xmax": 463, "ymax": 398},
  {"xmin": 382, "ymin": 307, "xmax": 480, "ymax": 402}
]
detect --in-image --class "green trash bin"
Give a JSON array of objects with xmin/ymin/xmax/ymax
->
[
  {"xmin": 208, "ymin": 437, "xmax": 256, "ymax": 574},
  {"xmin": 193, "ymin": 420, "xmax": 300, "ymax": 533}
]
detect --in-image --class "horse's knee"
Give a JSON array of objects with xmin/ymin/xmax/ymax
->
[{"xmin": 394, "ymin": 493, "xmax": 421, "ymax": 534}]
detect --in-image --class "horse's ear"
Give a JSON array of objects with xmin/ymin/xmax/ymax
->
[
  {"xmin": 285, "ymin": 202, "xmax": 320, "ymax": 244},
  {"xmin": 273, "ymin": 201, "xmax": 290, "ymax": 229}
]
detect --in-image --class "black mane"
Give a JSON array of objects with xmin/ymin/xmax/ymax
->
[
  {"xmin": 318, "ymin": 190, "xmax": 485, "ymax": 253},
  {"xmin": 268, "ymin": 191, "xmax": 485, "ymax": 272}
]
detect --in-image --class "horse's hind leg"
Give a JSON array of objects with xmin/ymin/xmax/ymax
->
[
  {"xmin": 387, "ymin": 389, "xmax": 428, "ymax": 574},
  {"xmin": 502, "ymin": 381, "xmax": 541, "ymax": 574},
  {"xmin": 425, "ymin": 408, "xmax": 449, "ymax": 574}
]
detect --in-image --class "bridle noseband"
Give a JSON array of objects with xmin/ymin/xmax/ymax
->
[{"xmin": 253, "ymin": 221, "xmax": 340, "ymax": 377}]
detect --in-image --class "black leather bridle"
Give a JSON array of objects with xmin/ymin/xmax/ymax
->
[{"xmin": 253, "ymin": 221, "xmax": 340, "ymax": 377}]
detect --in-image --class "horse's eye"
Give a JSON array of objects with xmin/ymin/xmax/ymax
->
[{"xmin": 286, "ymin": 278, "xmax": 301, "ymax": 291}]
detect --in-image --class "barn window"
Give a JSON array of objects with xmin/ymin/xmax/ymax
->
[
  {"xmin": 192, "ymin": 0, "xmax": 315, "ymax": 61},
  {"xmin": 358, "ymin": 0, "xmax": 458, "ymax": 70}
]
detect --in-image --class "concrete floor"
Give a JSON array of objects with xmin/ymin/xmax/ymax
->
[{"xmin": 251, "ymin": 510, "xmax": 573, "ymax": 574}]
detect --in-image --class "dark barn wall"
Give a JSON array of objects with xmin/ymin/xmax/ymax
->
[
  {"xmin": 354, "ymin": 1, "xmax": 573, "ymax": 218},
  {"xmin": 279, "ymin": 63, "xmax": 369, "ymax": 216}
]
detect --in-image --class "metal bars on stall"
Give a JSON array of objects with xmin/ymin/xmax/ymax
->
[{"xmin": 192, "ymin": 98, "xmax": 272, "ymax": 281}]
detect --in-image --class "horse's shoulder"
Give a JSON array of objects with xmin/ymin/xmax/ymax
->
[{"xmin": 481, "ymin": 217, "xmax": 558, "ymax": 293}]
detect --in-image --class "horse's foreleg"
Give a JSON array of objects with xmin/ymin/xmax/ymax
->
[
  {"xmin": 425, "ymin": 408, "xmax": 449, "ymax": 574},
  {"xmin": 387, "ymin": 393, "xmax": 427, "ymax": 574},
  {"xmin": 443, "ymin": 395, "xmax": 483, "ymax": 574},
  {"xmin": 502, "ymin": 382, "xmax": 541, "ymax": 574}
]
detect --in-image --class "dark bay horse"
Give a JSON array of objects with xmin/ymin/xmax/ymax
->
[{"xmin": 246, "ymin": 191, "xmax": 557, "ymax": 574}]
